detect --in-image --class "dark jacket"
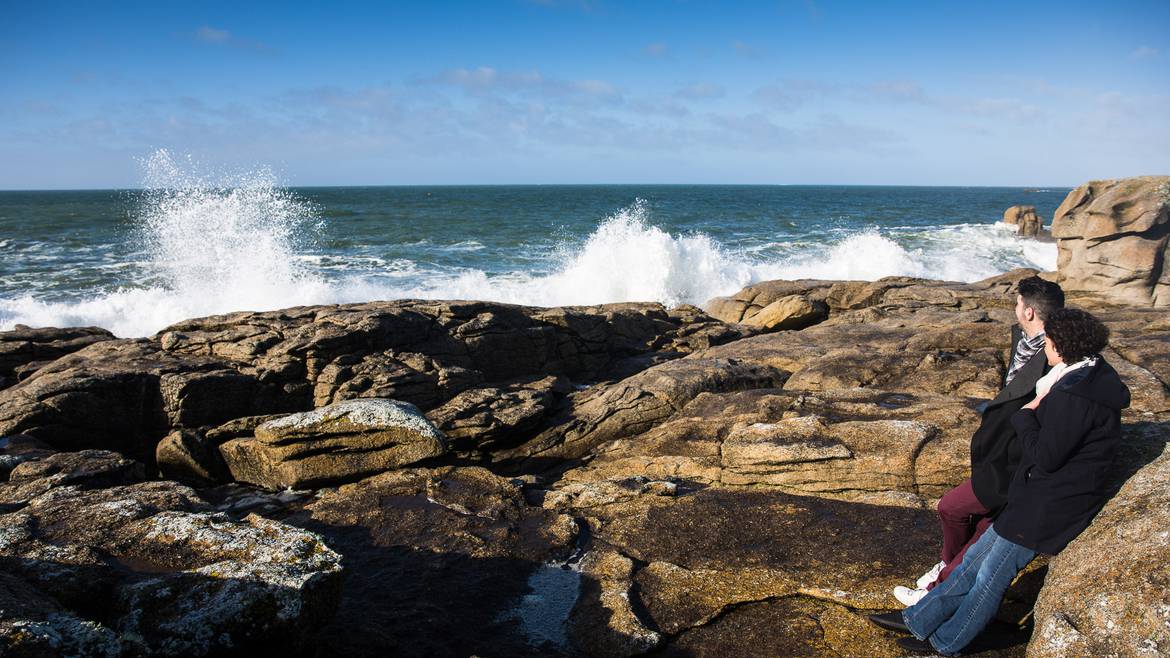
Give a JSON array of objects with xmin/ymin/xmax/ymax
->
[
  {"xmin": 995, "ymin": 357, "xmax": 1130, "ymax": 555},
  {"xmin": 969, "ymin": 325, "xmax": 1049, "ymax": 513}
]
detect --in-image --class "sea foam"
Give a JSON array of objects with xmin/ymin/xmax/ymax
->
[{"xmin": 0, "ymin": 155, "xmax": 1058, "ymax": 337}]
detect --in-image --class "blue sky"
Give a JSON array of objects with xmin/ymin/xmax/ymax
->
[{"xmin": 2, "ymin": 0, "xmax": 1168, "ymax": 188}]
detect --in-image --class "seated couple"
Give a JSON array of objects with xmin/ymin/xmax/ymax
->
[{"xmin": 869, "ymin": 277, "xmax": 1131, "ymax": 655}]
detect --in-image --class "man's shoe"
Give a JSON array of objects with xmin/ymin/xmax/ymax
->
[
  {"xmin": 916, "ymin": 560, "xmax": 946, "ymax": 589},
  {"xmin": 867, "ymin": 611, "xmax": 910, "ymax": 633},
  {"xmin": 894, "ymin": 585, "xmax": 929, "ymax": 607},
  {"xmin": 896, "ymin": 636, "xmax": 937, "ymax": 653}
]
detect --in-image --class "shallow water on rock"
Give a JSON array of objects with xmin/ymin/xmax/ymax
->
[{"xmin": 499, "ymin": 562, "xmax": 582, "ymax": 652}]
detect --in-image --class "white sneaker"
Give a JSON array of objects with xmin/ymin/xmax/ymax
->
[
  {"xmin": 894, "ymin": 585, "xmax": 929, "ymax": 607},
  {"xmin": 915, "ymin": 560, "xmax": 946, "ymax": 589}
]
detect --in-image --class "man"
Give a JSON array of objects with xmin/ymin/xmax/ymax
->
[{"xmin": 892, "ymin": 275, "xmax": 1065, "ymax": 606}]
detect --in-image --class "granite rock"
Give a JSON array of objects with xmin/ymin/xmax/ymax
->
[
  {"xmin": 1052, "ymin": 176, "xmax": 1170, "ymax": 307},
  {"xmin": 219, "ymin": 398, "xmax": 448, "ymax": 490},
  {"xmin": 0, "ymin": 449, "xmax": 343, "ymax": 656},
  {"xmin": 1028, "ymin": 424, "xmax": 1170, "ymax": 658}
]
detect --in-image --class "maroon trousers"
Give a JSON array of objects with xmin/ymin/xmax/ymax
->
[{"xmin": 926, "ymin": 477, "xmax": 993, "ymax": 590}]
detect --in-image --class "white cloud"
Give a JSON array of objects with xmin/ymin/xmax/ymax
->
[
  {"xmin": 732, "ymin": 40, "xmax": 759, "ymax": 58},
  {"xmin": 1132, "ymin": 46, "xmax": 1159, "ymax": 59},
  {"xmin": 751, "ymin": 85, "xmax": 803, "ymax": 111},
  {"xmin": 865, "ymin": 80, "xmax": 927, "ymax": 103},
  {"xmin": 193, "ymin": 25, "xmax": 271, "ymax": 53},
  {"xmin": 423, "ymin": 67, "xmax": 621, "ymax": 105},
  {"xmin": 433, "ymin": 66, "xmax": 504, "ymax": 90},
  {"xmin": 644, "ymin": 42, "xmax": 668, "ymax": 57},
  {"xmin": 574, "ymin": 79, "xmax": 619, "ymax": 98},
  {"xmin": 675, "ymin": 83, "xmax": 724, "ymax": 100},
  {"xmin": 196, "ymin": 26, "xmax": 231, "ymax": 43},
  {"xmin": 963, "ymin": 97, "xmax": 1044, "ymax": 121}
]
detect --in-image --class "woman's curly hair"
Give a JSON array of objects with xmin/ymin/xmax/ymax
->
[{"xmin": 1045, "ymin": 307, "xmax": 1109, "ymax": 363}]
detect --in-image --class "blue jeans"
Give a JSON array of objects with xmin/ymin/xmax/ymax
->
[{"xmin": 901, "ymin": 525, "xmax": 1036, "ymax": 655}]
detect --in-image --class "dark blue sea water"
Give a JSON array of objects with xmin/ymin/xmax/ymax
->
[{"xmin": 0, "ymin": 153, "xmax": 1069, "ymax": 337}]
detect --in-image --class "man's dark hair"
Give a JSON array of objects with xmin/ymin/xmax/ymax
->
[
  {"xmin": 1017, "ymin": 276, "xmax": 1065, "ymax": 321},
  {"xmin": 1046, "ymin": 307, "xmax": 1109, "ymax": 363}
]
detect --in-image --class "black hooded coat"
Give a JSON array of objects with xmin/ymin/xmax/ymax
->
[
  {"xmin": 969, "ymin": 325, "xmax": 1050, "ymax": 513},
  {"xmin": 995, "ymin": 357, "xmax": 1131, "ymax": 555}
]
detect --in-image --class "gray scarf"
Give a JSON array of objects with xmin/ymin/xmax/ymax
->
[{"xmin": 1005, "ymin": 331, "xmax": 1046, "ymax": 386}]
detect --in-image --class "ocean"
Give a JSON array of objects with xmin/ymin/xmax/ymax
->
[{"xmin": 0, "ymin": 152, "xmax": 1067, "ymax": 338}]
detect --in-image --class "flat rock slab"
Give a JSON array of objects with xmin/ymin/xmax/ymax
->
[
  {"xmin": 219, "ymin": 398, "xmax": 448, "ymax": 489},
  {"xmin": 591, "ymin": 486, "xmax": 940, "ymax": 611},
  {"xmin": 657, "ymin": 595, "xmax": 1028, "ymax": 657},
  {"xmin": 561, "ymin": 484, "xmax": 1037, "ymax": 656},
  {"xmin": 558, "ymin": 387, "xmax": 979, "ymax": 506},
  {"xmin": 0, "ymin": 325, "xmax": 115, "ymax": 389},
  {"xmin": 494, "ymin": 357, "xmax": 788, "ymax": 471}
]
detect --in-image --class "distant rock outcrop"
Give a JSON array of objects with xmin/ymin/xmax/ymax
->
[
  {"xmin": 1052, "ymin": 176, "xmax": 1170, "ymax": 307},
  {"xmin": 1003, "ymin": 205, "xmax": 1043, "ymax": 237}
]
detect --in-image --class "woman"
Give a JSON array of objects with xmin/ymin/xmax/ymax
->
[{"xmin": 869, "ymin": 307, "xmax": 1130, "ymax": 654}]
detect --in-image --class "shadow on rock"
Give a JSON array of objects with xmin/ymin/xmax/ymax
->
[
  {"xmin": 293, "ymin": 522, "xmax": 575, "ymax": 658},
  {"xmin": 275, "ymin": 466, "xmax": 584, "ymax": 657},
  {"xmin": 0, "ymin": 554, "xmax": 341, "ymax": 658}
]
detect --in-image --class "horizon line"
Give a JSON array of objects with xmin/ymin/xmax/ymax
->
[{"xmin": 0, "ymin": 182, "xmax": 1079, "ymax": 193}]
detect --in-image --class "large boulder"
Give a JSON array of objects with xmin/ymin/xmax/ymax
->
[
  {"xmin": 219, "ymin": 398, "xmax": 448, "ymax": 489},
  {"xmin": 741, "ymin": 294, "xmax": 829, "ymax": 331},
  {"xmin": 424, "ymin": 375, "xmax": 572, "ymax": 457},
  {"xmin": 0, "ymin": 340, "xmax": 286, "ymax": 465},
  {"xmin": 1052, "ymin": 176, "xmax": 1170, "ymax": 306},
  {"xmin": 705, "ymin": 280, "xmax": 836, "ymax": 324}
]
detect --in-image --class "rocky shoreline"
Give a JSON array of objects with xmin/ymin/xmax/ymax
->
[{"xmin": 1, "ymin": 177, "xmax": 1168, "ymax": 657}]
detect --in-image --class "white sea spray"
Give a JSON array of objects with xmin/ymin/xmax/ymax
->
[{"xmin": 0, "ymin": 159, "xmax": 1061, "ymax": 336}]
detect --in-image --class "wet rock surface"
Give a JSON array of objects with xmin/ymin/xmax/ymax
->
[
  {"xmin": 0, "ymin": 256, "xmax": 1168, "ymax": 655},
  {"xmin": 290, "ymin": 466, "xmax": 580, "ymax": 657}
]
